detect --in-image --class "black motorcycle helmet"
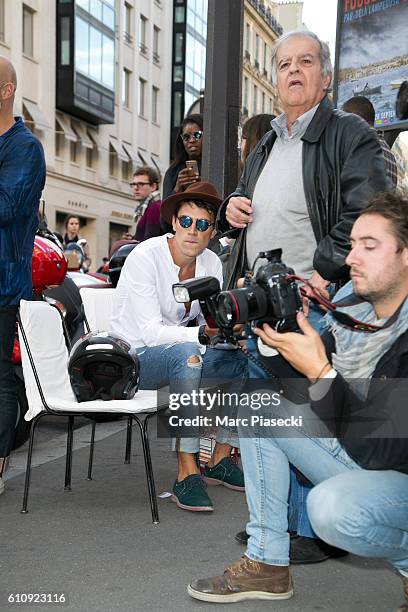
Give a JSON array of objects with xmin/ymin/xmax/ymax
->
[
  {"xmin": 108, "ymin": 240, "xmax": 139, "ymax": 287},
  {"xmin": 68, "ymin": 332, "xmax": 140, "ymax": 402}
]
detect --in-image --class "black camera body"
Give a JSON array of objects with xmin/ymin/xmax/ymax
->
[
  {"xmin": 217, "ymin": 249, "xmax": 302, "ymax": 332},
  {"xmin": 172, "ymin": 249, "xmax": 302, "ymax": 341}
]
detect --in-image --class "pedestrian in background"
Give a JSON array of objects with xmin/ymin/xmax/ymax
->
[
  {"xmin": 63, "ymin": 214, "xmax": 91, "ymax": 271},
  {"xmin": 161, "ymin": 113, "xmax": 203, "ymax": 233},
  {"xmin": 0, "ymin": 56, "xmax": 46, "ymax": 493},
  {"xmin": 342, "ymin": 95, "xmax": 398, "ymax": 188},
  {"xmin": 130, "ymin": 165, "xmax": 162, "ymax": 242},
  {"xmin": 240, "ymin": 113, "xmax": 276, "ymax": 169}
]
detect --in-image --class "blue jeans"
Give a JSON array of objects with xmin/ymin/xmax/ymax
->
[
  {"xmin": 0, "ymin": 306, "xmax": 18, "ymax": 458},
  {"xmin": 238, "ymin": 403, "xmax": 408, "ymax": 572},
  {"xmin": 307, "ymin": 470, "xmax": 408, "ymax": 573},
  {"xmin": 133, "ymin": 342, "xmax": 248, "ymax": 453},
  {"xmin": 246, "ymin": 334, "xmax": 314, "ymax": 538}
]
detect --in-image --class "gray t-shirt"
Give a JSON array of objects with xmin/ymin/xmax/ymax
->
[{"xmin": 246, "ymin": 105, "xmax": 318, "ymax": 278}]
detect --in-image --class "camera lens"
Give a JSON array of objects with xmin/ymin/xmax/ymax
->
[{"xmin": 216, "ymin": 286, "xmax": 268, "ymax": 327}]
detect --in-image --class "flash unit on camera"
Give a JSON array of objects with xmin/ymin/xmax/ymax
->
[{"xmin": 173, "ymin": 284, "xmax": 191, "ymax": 303}]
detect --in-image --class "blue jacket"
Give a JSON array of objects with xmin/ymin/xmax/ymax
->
[{"xmin": 0, "ymin": 117, "xmax": 46, "ymax": 306}]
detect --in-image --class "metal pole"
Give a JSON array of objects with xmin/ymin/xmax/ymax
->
[{"xmin": 202, "ymin": 0, "xmax": 244, "ymax": 199}]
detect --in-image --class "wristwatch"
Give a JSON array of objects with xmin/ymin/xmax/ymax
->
[{"xmin": 198, "ymin": 324, "xmax": 210, "ymax": 346}]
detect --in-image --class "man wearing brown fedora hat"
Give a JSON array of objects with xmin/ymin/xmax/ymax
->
[{"xmin": 110, "ymin": 182, "xmax": 248, "ymax": 512}]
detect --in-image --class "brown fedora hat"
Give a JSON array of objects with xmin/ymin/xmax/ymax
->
[{"xmin": 160, "ymin": 181, "xmax": 222, "ymax": 225}]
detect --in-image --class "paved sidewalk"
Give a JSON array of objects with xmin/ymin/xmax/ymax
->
[{"xmin": 1, "ymin": 416, "xmax": 403, "ymax": 612}]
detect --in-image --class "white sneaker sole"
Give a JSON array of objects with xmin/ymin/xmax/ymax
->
[
  {"xmin": 203, "ymin": 476, "xmax": 245, "ymax": 491},
  {"xmin": 187, "ymin": 584, "xmax": 294, "ymax": 603},
  {"xmin": 171, "ymin": 495, "xmax": 213, "ymax": 512}
]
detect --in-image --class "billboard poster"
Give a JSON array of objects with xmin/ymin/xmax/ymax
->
[{"xmin": 334, "ymin": 0, "xmax": 408, "ymax": 130}]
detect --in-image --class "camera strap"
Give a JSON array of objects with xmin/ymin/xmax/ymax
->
[{"xmin": 290, "ymin": 275, "xmax": 405, "ymax": 333}]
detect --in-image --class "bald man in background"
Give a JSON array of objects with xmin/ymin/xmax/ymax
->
[{"xmin": 0, "ymin": 56, "xmax": 46, "ymax": 494}]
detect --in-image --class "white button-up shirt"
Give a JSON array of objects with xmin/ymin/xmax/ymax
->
[{"xmin": 110, "ymin": 235, "xmax": 223, "ymax": 348}]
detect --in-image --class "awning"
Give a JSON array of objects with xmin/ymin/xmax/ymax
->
[
  {"xmin": 138, "ymin": 149, "xmax": 148, "ymax": 165},
  {"xmin": 150, "ymin": 155, "xmax": 161, "ymax": 173},
  {"xmin": 109, "ymin": 137, "xmax": 129, "ymax": 162},
  {"xmin": 55, "ymin": 112, "xmax": 78, "ymax": 142},
  {"xmin": 87, "ymin": 128, "xmax": 102, "ymax": 150},
  {"xmin": 72, "ymin": 120, "xmax": 93, "ymax": 149},
  {"xmin": 122, "ymin": 142, "xmax": 138, "ymax": 163},
  {"xmin": 22, "ymin": 99, "xmax": 51, "ymax": 131}
]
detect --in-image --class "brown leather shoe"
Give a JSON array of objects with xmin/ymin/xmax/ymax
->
[
  {"xmin": 187, "ymin": 556, "xmax": 293, "ymax": 603},
  {"xmin": 397, "ymin": 574, "xmax": 408, "ymax": 611}
]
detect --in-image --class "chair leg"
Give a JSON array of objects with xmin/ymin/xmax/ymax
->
[
  {"xmin": 21, "ymin": 414, "xmax": 43, "ymax": 513},
  {"xmin": 64, "ymin": 416, "xmax": 74, "ymax": 491},
  {"xmin": 87, "ymin": 420, "xmax": 96, "ymax": 481},
  {"xmin": 124, "ymin": 416, "xmax": 133, "ymax": 464},
  {"xmin": 133, "ymin": 415, "xmax": 159, "ymax": 524}
]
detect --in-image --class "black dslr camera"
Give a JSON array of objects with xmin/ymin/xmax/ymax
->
[{"xmin": 172, "ymin": 249, "xmax": 302, "ymax": 342}]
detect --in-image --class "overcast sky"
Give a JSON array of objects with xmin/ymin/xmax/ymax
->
[{"xmin": 302, "ymin": 0, "xmax": 338, "ymax": 63}]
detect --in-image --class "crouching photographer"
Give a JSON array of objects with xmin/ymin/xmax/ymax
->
[{"xmin": 187, "ymin": 191, "xmax": 408, "ymax": 608}]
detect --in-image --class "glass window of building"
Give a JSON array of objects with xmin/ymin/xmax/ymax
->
[
  {"xmin": 75, "ymin": 14, "xmax": 115, "ymax": 90},
  {"xmin": 138, "ymin": 78, "xmax": 146, "ymax": 117},
  {"xmin": 175, "ymin": 32, "xmax": 183, "ymax": 63},
  {"xmin": 139, "ymin": 15, "xmax": 147, "ymax": 54},
  {"xmin": 263, "ymin": 41, "xmax": 268, "ymax": 75},
  {"xmin": 245, "ymin": 22, "xmax": 250, "ymax": 56},
  {"xmin": 253, "ymin": 85, "xmax": 258, "ymax": 115},
  {"xmin": 185, "ymin": 0, "xmax": 207, "ymax": 111},
  {"xmin": 102, "ymin": 34, "xmax": 114, "ymax": 88},
  {"xmin": 109, "ymin": 144, "xmax": 117, "ymax": 177},
  {"xmin": 55, "ymin": 120, "xmax": 65, "ymax": 158},
  {"xmin": 262, "ymin": 91, "xmax": 265, "ymax": 113},
  {"xmin": 255, "ymin": 33, "xmax": 260, "ymax": 68},
  {"xmin": 173, "ymin": 90, "xmax": 183, "ymax": 126},
  {"xmin": 23, "ymin": 5, "xmax": 34, "ymax": 57},
  {"xmin": 122, "ymin": 68, "xmax": 131, "ymax": 107},
  {"xmin": 124, "ymin": 2, "xmax": 132, "ymax": 44},
  {"xmin": 153, "ymin": 26, "xmax": 160, "ymax": 63},
  {"xmin": 61, "ymin": 16, "xmax": 70, "ymax": 65},
  {"xmin": 122, "ymin": 159, "xmax": 132, "ymax": 182},
  {"xmin": 175, "ymin": 5, "xmax": 185, "ymax": 23},
  {"xmin": 152, "ymin": 86, "xmax": 159, "ymax": 124},
  {"xmin": 70, "ymin": 139, "xmax": 79, "ymax": 164},
  {"xmin": 86, "ymin": 146, "xmax": 95, "ymax": 169},
  {"xmin": 102, "ymin": 2, "xmax": 115, "ymax": 29},
  {"xmin": 243, "ymin": 77, "xmax": 248, "ymax": 111}
]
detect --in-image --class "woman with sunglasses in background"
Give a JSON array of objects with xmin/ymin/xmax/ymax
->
[{"xmin": 162, "ymin": 114, "xmax": 203, "ymax": 233}]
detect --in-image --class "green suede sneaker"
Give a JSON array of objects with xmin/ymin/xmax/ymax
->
[
  {"xmin": 172, "ymin": 475, "xmax": 214, "ymax": 512},
  {"xmin": 203, "ymin": 457, "xmax": 245, "ymax": 491}
]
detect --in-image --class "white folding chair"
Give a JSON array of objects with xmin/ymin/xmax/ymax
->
[
  {"xmin": 80, "ymin": 287, "xmax": 115, "ymax": 333},
  {"xmin": 18, "ymin": 299, "xmax": 162, "ymax": 523},
  {"xmin": 80, "ymin": 287, "xmax": 136, "ymax": 466}
]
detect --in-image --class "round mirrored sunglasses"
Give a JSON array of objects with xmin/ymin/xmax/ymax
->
[{"xmin": 177, "ymin": 215, "xmax": 214, "ymax": 232}]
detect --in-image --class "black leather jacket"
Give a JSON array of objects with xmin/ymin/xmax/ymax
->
[{"xmin": 217, "ymin": 97, "xmax": 391, "ymax": 289}]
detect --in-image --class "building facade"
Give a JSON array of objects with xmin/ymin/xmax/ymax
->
[
  {"xmin": 0, "ymin": 0, "xmax": 173, "ymax": 268},
  {"xmin": 242, "ymin": 0, "xmax": 303, "ymax": 119},
  {"xmin": 170, "ymin": 0, "xmax": 207, "ymax": 158}
]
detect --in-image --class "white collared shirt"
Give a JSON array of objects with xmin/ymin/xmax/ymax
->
[{"xmin": 110, "ymin": 234, "xmax": 223, "ymax": 348}]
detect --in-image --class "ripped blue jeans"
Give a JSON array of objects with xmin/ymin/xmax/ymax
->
[{"xmin": 133, "ymin": 342, "xmax": 248, "ymax": 452}]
